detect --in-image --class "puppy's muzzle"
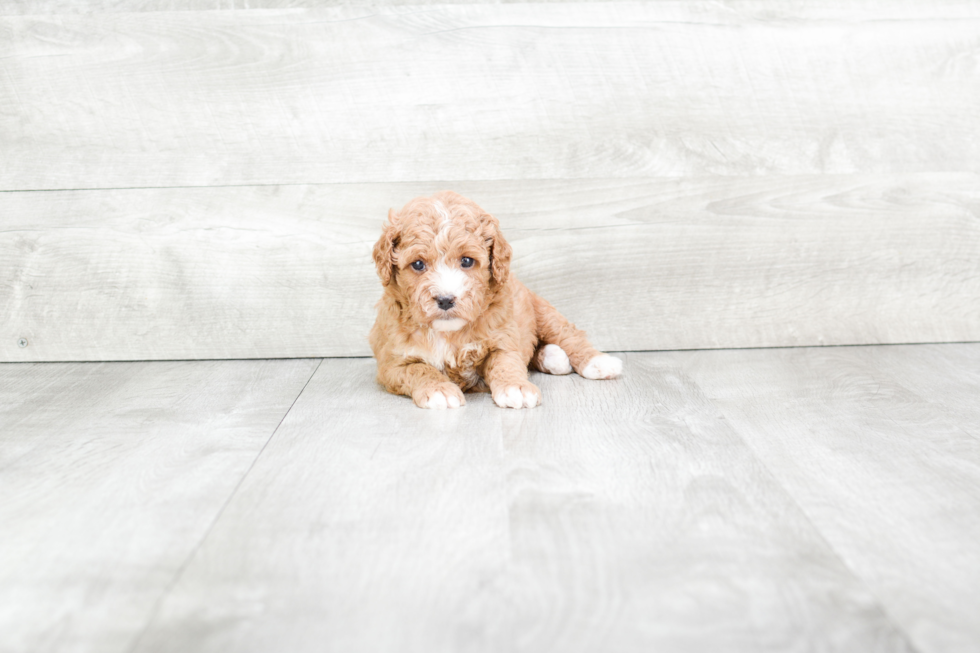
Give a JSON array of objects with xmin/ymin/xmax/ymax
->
[{"xmin": 435, "ymin": 295, "xmax": 456, "ymax": 311}]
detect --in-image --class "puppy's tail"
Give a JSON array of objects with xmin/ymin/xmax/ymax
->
[{"xmin": 530, "ymin": 294, "xmax": 605, "ymax": 375}]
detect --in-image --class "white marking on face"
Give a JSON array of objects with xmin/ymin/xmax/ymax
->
[
  {"xmin": 432, "ymin": 318, "xmax": 466, "ymax": 332},
  {"xmin": 434, "ymin": 200, "xmax": 452, "ymax": 227},
  {"xmin": 433, "ymin": 202, "xmax": 456, "ymax": 256},
  {"xmin": 433, "ymin": 261, "xmax": 467, "ymax": 300}
]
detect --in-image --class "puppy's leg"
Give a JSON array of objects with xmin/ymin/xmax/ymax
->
[
  {"xmin": 531, "ymin": 294, "xmax": 623, "ymax": 380},
  {"xmin": 377, "ymin": 359, "xmax": 466, "ymax": 409},
  {"xmin": 483, "ymin": 350, "xmax": 542, "ymax": 409}
]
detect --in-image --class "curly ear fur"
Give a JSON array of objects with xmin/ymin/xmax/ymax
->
[
  {"xmin": 481, "ymin": 213, "xmax": 512, "ymax": 286},
  {"xmin": 372, "ymin": 209, "xmax": 399, "ymax": 286}
]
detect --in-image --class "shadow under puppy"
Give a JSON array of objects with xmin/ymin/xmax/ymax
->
[{"xmin": 370, "ymin": 191, "xmax": 622, "ymax": 409}]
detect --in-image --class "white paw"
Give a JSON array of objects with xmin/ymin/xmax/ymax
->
[
  {"xmin": 493, "ymin": 385, "xmax": 540, "ymax": 409},
  {"xmin": 581, "ymin": 354, "xmax": 623, "ymax": 380},
  {"xmin": 522, "ymin": 389, "xmax": 540, "ymax": 408},
  {"xmin": 423, "ymin": 389, "xmax": 462, "ymax": 409},
  {"xmin": 540, "ymin": 344, "xmax": 572, "ymax": 375}
]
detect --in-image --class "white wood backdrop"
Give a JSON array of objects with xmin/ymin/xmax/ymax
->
[
  {"xmin": 1, "ymin": 1, "xmax": 978, "ymax": 360},
  {"xmin": 3, "ymin": 3, "xmax": 980, "ymax": 189},
  {"xmin": 2, "ymin": 175, "xmax": 978, "ymax": 361}
]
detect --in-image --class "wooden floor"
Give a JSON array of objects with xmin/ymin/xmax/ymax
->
[{"xmin": 2, "ymin": 343, "xmax": 978, "ymax": 653}]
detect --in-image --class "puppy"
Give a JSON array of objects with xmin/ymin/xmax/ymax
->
[{"xmin": 370, "ymin": 191, "xmax": 622, "ymax": 409}]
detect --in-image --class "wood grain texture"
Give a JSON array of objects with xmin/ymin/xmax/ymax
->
[
  {"xmin": 130, "ymin": 356, "xmax": 913, "ymax": 653},
  {"xmin": 677, "ymin": 344, "xmax": 980, "ymax": 653},
  {"xmin": 843, "ymin": 344, "xmax": 980, "ymax": 435},
  {"xmin": 2, "ymin": 174, "xmax": 978, "ymax": 361},
  {"xmin": 3, "ymin": 2, "xmax": 980, "ymax": 190},
  {"xmin": 0, "ymin": 358, "xmax": 319, "ymax": 653},
  {"xmin": 6, "ymin": 0, "xmax": 980, "ymax": 14},
  {"xmin": 490, "ymin": 353, "xmax": 910, "ymax": 652},
  {"xmin": 130, "ymin": 358, "xmax": 514, "ymax": 653}
]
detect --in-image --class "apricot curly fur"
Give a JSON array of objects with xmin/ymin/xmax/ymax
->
[{"xmin": 369, "ymin": 191, "xmax": 620, "ymax": 409}]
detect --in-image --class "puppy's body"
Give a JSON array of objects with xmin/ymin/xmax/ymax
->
[{"xmin": 370, "ymin": 191, "xmax": 621, "ymax": 409}]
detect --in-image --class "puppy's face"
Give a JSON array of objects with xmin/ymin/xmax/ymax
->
[{"xmin": 373, "ymin": 192, "xmax": 512, "ymax": 332}]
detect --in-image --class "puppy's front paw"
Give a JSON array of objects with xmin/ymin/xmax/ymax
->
[
  {"xmin": 581, "ymin": 354, "xmax": 623, "ymax": 380},
  {"xmin": 492, "ymin": 382, "xmax": 541, "ymax": 409},
  {"xmin": 413, "ymin": 383, "xmax": 465, "ymax": 409}
]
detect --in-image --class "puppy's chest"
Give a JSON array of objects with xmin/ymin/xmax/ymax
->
[{"xmin": 406, "ymin": 336, "xmax": 487, "ymax": 389}]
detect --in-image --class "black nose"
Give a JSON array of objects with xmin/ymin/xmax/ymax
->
[{"xmin": 436, "ymin": 295, "xmax": 456, "ymax": 311}]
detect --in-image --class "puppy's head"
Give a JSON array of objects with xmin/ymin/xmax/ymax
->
[{"xmin": 373, "ymin": 191, "xmax": 512, "ymax": 332}]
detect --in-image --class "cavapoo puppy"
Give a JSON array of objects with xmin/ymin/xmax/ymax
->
[{"xmin": 370, "ymin": 191, "xmax": 622, "ymax": 409}]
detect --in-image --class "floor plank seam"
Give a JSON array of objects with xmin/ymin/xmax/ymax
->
[
  {"xmin": 700, "ymin": 395, "xmax": 927, "ymax": 653},
  {"xmin": 120, "ymin": 358, "xmax": 325, "ymax": 653},
  {"xmin": 4, "ymin": 340, "xmax": 979, "ymax": 365},
  {"xmin": 614, "ymin": 340, "xmax": 980, "ymax": 355}
]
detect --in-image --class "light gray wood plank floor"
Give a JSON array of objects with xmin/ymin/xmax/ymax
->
[
  {"xmin": 675, "ymin": 345, "xmax": 980, "ymax": 653},
  {"xmin": 2, "ymin": 344, "xmax": 979, "ymax": 652},
  {"xmin": 0, "ymin": 359, "xmax": 321, "ymax": 653}
]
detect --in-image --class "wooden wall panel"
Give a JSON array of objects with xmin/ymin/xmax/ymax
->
[
  {"xmin": 5, "ymin": 0, "xmax": 980, "ymax": 15},
  {"xmin": 2, "ymin": 3, "xmax": 980, "ymax": 190},
  {"xmin": 2, "ymin": 2, "xmax": 976, "ymax": 359},
  {"xmin": 2, "ymin": 174, "xmax": 977, "ymax": 361}
]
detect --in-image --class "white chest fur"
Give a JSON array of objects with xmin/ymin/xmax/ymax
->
[
  {"xmin": 426, "ymin": 331, "xmax": 455, "ymax": 371},
  {"xmin": 400, "ymin": 331, "xmax": 482, "ymax": 375}
]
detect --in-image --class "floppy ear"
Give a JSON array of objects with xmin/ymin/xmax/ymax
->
[
  {"xmin": 481, "ymin": 212, "xmax": 512, "ymax": 286},
  {"xmin": 372, "ymin": 209, "xmax": 399, "ymax": 286}
]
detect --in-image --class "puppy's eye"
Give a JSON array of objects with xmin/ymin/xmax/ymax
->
[
  {"xmin": 411, "ymin": 260, "xmax": 426, "ymax": 272},
  {"xmin": 460, "ymin": 257, "xmax": 474, "ymax": 269}
]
